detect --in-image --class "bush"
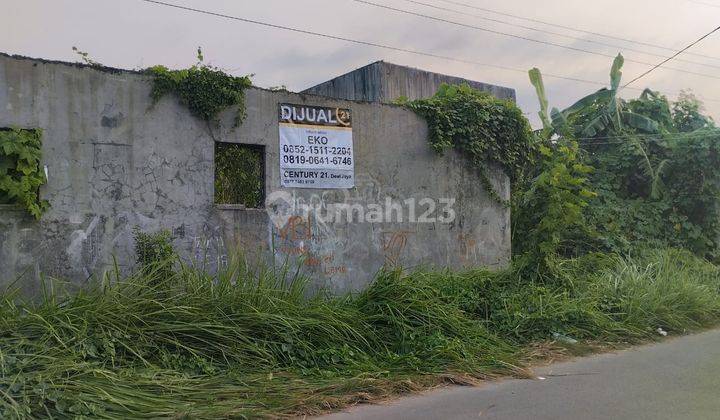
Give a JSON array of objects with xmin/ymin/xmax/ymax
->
[{"xmin": 132, "ymin": 227, "xmax": 176, "ymax": 278}]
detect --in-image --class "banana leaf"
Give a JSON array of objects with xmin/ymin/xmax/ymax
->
[
  {"xmin": 622, "ymin": 111, "xmax": 660, "ymax": 133},
  {"xmin": 528, "ymin": 68, "xmax": 552, "ymax": 132}
]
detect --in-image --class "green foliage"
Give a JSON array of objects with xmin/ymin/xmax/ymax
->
[
  {"xmin": 627, "ymin": 89, "xmax": 674, "ymax": 132},
  {"xmin": 519, "ymin": 69, "xmax": 597, "ymax": 272},
  {"xmin": 214, "ymin": 142, "xmax": 264, "ymax": 207},
  {"xmin": 585, "ymin": 129, "xmax": 720, "ymax": 257},
  {"xmin": 429, "ymin": 248, "xmax": 720, "ymax": 344},
  {"xmin": 528, "ymin": 56, "xmax": 720, "ymax": 260},
  {"xmin": 672, "ymin": 90, "xmax": 715, "ymax": 132},
  {"xmin": 2, "ymin": 248, "xmax": 719, "ymax": 417},
  {"xmin": 398, "ymin": 83, "xmax": 536, "ymax": 204},
  {"xmin": 0, "ymin": 258, "xmax": 520, "ymax": 418},
  {"xmin": 355, "ymin": 269, "xmax": 515, "ymax": 373},
  {"xmin": 132, "ymin": 227, "xmax": 176, "ymax": 278},
  {"xmin": 528, "ymin": 68, "xmax": 552, "ymax": 137},
  {"xmin": 146, "ymin": 48, "xmax": 252, "ymax": 126},
  {"xmin": 0, "ymin": 128, "xmax": 49, "ymax": 219},
  {"xmin": 512, "ymin": 139, "xmax": 596, "ymax": 271},
  {"xmin": 585, "ymin": 248, "xmax": 720, "ymax": 332},
  {"xmin": 538, "ymin": 55, "xmax": 659, "ymax": 140}
]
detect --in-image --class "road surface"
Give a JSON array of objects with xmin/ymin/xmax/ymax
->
[{"xmin": 319, "ymin": 329, "xmax": 720, "ymax": 420}]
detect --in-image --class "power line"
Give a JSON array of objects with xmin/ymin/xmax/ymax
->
[
  {"xmin": 687, "ymin": 0, "xmax": 720, "ymax": 8},
  {"xmin": 623, "ymin": 25, "xmax": 720, "ymax": 88},
  {"xmin": 132, "ymin": 0, "xmax": 603, "ymax": 86},
  {"xmin": 575, "ymin": 131, "xmax": 720, "ymax": 142},
  {"xmin": 437, "ymin": 0, "xmax": 720, "ymax": 62},
  {"xmin": 134, "ymin": 0, "xmax": 720, "ymax": 104},
  {"xmin": 398, "ymin": 0, "xmax": 720, "ymax": 71},
  {"xmin": 351, "ymin": 0, "xmax": 720, "ymax": 81}
]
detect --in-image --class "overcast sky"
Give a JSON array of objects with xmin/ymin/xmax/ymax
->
[{"xmin": 4, "ymin": 0, "xmax": 720, "ymax": 127}]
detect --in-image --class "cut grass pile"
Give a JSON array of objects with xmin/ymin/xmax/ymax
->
[{"xmin": 1, "ymin": 248, "xmax": 719, "ymax": 418}]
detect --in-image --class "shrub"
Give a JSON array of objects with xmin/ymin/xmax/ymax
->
[{"xmin": 132, "ymin": 227, "xmax": 176, "ymax": 277}]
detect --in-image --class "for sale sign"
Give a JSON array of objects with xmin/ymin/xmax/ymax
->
[{"xmin": 278, "ymin": 104, "xmax": 354, "ymax": 189}]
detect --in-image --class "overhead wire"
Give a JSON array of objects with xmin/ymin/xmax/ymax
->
[
  {"xmin": 398, "ymin": 0, "xmax": 720, "ymax": 70},
  {"xmin": 350, "ymin": 0, "xmax": 720, "ymax": 81},
  {"xmin": 134, "ymin": 0, "xmax": 720, "ymax": 104},
  {"xmin": 687, "ymin": 0, "xmax": 720, "ymax": 8},
  {"xmin": 437, "ymin": 0, "xmax": 720, "ymax": 62},
  {"xmin": 622, "ymin": 25, "xmax": 720, "ymax": 88},
  {"xmin": 575, "ymin": 131, "xmax": 720, "ymax": 143},
  {"xmin": 132, "ymin": 0, "xmax": 618, "ymax": 87}
]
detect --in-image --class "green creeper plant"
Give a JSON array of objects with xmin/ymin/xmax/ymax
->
[
  {"xmin": 146, "ymin": 48, "xmax": 252, "ymax": 126},
  {"xmin": 513, "ymin": 69, "xmax": 596, "ymax": 273},
  {"xmin": 398, "ymin": 83, "xmax": 536, "ymax": 204},
  {"xmin": 0, "ymin": 128, "xmax": 49, "ymax": 219},
  {"xmin": 512, "ymin": 139, "xmax": 596, "ymax": 273}
]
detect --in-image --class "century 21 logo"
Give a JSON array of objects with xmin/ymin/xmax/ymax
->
[
  {"xmin": 279, "ymin": 104, "xmax": 351, "ymax": 127},
  {"xmin": 336, "ymin": 108, "xmax": 351, "ymax": 127}
]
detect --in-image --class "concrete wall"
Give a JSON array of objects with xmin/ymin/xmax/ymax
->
[
  {"xmin": 0, "ymin": 54, "xmax": 511, "ymax": 296},
  {"xmin": 303, "ymin": 61, "xmax": 516, "ymax": 103}
]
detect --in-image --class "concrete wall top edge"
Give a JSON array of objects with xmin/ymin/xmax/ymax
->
[
  {"xmin": 302, "ymin": 60, "xmax": 516, "ymax": 102},
  {"xmin": 0, "ymin": 52, "xmax": 420, "ymax": 110}
]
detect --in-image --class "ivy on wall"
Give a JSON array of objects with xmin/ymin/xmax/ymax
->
[
  {"xmin": 0, "ymin": 128, "xmax": 49, "ymax": 219},
  {"xmin": 398, "ymin": 84, "xmax": 536, "ymax": 204},
  {"xmin": 146, "ymin": 49, "xmax": 252, "ymax": 126}
]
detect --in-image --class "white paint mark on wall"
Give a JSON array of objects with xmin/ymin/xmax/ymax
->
[{"xmin": 66, "ymin": 216, "xmax": 100, "ymax": 266}]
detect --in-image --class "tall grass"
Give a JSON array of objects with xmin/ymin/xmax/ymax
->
[
  {"xmin": 0, "ymin": 260, "xmax": 518, "ymax": 418},
  {"xmin": 448, "ymin": 249, "xmax": 720, "ymax": 343},
  {"xmin": 1, "ymin": 248, "xmax": 719, "ymax": 418},
  {"xmin": 587, "ymin": 248, "xmax": 720, "ymax": 334}
]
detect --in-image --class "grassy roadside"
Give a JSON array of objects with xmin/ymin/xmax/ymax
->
[{"xmin": 2, "ymin": 248, "xmax": 720, "ymax": 418}]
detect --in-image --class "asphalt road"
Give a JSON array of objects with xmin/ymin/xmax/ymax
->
[{"xmin": 319, "ymin": 329, "xmax": 720, "ymax": 420}]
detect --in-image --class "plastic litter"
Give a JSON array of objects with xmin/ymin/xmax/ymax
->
[
  {"xmin": 657, "ymin": 327, "xmax": 668, "ymax": 337},
  {"xmin": 552, "ymin": 332, "xmax": 578, "ymax": 344}
]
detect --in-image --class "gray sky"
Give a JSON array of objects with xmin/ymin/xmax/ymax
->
[{"xmin": 4, "ymin": 0, "xmax": 720, "ymax": 127}]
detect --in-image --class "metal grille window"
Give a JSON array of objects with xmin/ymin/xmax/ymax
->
[{"xmin": 214, "ymin": 142, "xmax": 265, "ymax": 208}]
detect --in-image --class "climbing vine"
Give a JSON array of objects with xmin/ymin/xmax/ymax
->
[
  {"xmin": 0, "ymin": 128, "xmax": 49, "ymax": 219},
  {"xmin": 146, "ymin": 49, "xmax": 252, "ymax": 126},
  {"xmin": 398, "ymin": 84, "xmax": 536, "ymax": 204}
]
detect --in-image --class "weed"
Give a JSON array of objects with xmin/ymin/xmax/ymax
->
[{"xmin": 1, "ymin": 248, "xmax": 718, "ymax": 418}]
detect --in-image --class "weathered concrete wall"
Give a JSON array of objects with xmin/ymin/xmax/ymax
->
[
  {"xmin": 303, "ymin": 61, "xmax": 516, "ymax": 103},
  {"xmin": 0, "ymin": 54, "xmax": 510, "ymax": 296}
]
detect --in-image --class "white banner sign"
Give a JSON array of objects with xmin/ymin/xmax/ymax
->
[{"xmin": 279, "ymin": 104, "xmax": 354, "ymax": 189}]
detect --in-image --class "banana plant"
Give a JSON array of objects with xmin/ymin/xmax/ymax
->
[
  {"xmin": 528, "ymin": 67, "xmax": 553, "ymax": 138},
  {"xmin": 529, "ymin": 54, "xmax": 659, "ymax": 139},
  {"xmin": 628, "ymin": 136, "xmax": 669, "ymax": 199}
]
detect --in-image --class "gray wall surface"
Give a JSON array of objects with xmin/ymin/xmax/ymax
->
[
  {"xmin": 303, "ymin": 61, "xmax": 516, "ymax": 103},
  {"xmin": 0, "ymin": 54, "xmax": 511, "ymax": 296}
]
